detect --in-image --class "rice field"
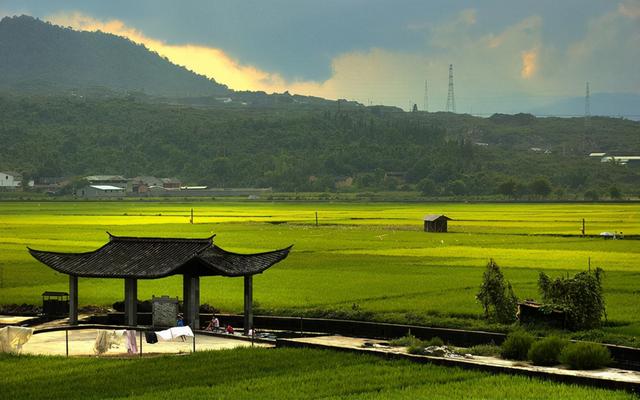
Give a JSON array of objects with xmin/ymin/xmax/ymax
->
[
  {"xmin": 0, "ymin": 347, "xmax": 636, "ymax": 399},
  {"xmin": 1, "ymin": 201, "xmax": 639, "ymax": 337}
]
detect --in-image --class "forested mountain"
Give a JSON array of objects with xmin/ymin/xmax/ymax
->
[
  {"xmin": 1, "ymin": 94, "xmax": 639, "ymax": 198},
  {"xmin": 0, "ymin": 15, "xmax": 229, "ymax": 97},
  {"xmin": 0, "ymin": 15, "xmax": 355, "ymax": 109}
]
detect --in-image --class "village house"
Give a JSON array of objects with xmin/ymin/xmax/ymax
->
[
  {"xmin": 161, "ymin": 177, "xmax": 182, "ymax": 189},
  {"xmin": 85, "ymin": 175, "xmax": 129, "ymax": 189},
  {"xmin": 0, "ymin": 171, "xmax": 22, "ymax": 189}
]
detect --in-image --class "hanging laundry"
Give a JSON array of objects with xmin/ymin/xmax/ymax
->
[
  {"xmin": 155, "ymin": 326, "xmax": 194, "ymax": 341},
  {"xmin": 170, "ymin": 326, "xmax": 194, "ymax": 338},
  {"xmin": 94, "ymin": 330, "xmax": 110, "ymax": 355},
  {"xmin": 124, "ymin": 330, "xmax": 138, "ymax": 354},
  {"xmin": 144, "ymin": 331, "xmax": 158, "ymax": 344},
  {"xmin": 155, "ymin": 328, "xmax": 173, "ymax": 342},
  {"xmin": 0, "ymin": 326, "xmax": 34, "ymax": 354},
  {"xmin": 94, "ymin": 330, "xmax": 123, "ymax": 355}
]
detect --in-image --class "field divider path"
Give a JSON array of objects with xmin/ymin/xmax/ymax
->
[{"xmin": 277, "ymin": 335, "xmax": 640, "ymax": 394}]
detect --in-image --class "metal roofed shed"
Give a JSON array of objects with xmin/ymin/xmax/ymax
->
[
  {"xmin": 28, "ymin": 233, "xmax": 292, "ymax": 334},
  {"xmin": 423, "ymin": 214, "xmax": 452, "ymax": 233},
  {"xmin": 77, "ymin": 185, "xmax": 125, "ymax": 198}
]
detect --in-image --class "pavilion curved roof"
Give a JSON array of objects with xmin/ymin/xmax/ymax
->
[{"xmin": 28, "ymin": 233, "xmax": 292, "ymax": 279}]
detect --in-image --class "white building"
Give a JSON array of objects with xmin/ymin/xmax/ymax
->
[
  {"xmin": 77, "ymin": 185, "xmax": 125, "ymax": 198},
  {"xmin": 0, "ymin": 171, "xmax": 22, "ymax": 188}
]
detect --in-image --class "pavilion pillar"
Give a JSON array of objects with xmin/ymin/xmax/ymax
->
[
  {"xmin": 124, "ymin": 278, "xmax": 138, "ymax": 326},
  {"xmin": 183, "ymin": 274, "xmax": 191, "ymax": 325},
  {"xmin": 188, "ymin": 276, "xmax": 200, "ymax": 330},
  {"xmin": 244, "ymin": 275, "xmax": 253, "ymax": 335},
  {"xmin": 69, "ymin": 275, "xmax": 78, "ymax": 325}
]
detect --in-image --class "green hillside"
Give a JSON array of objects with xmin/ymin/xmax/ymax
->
[
  {"xmin": 0, "ymin": 15, "xmax": 228, "ymax": 97},
  {"xmin": 0, "ymin": 94, "xmax": 639, "ymax": 197}
]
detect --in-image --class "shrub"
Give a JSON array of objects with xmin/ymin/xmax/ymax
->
[
  {"xmin": 407, "ymin": 344, "xmax": 427, "ymax": 355},
  {"xmin": 500, "ymin": 330, "xmax": 535, "ymax": 360},
  {"xmin": 389, "ymin": 333, "xmax": 422, "ymax": 347},
  {"xmin": 468, "ymin": 343, "xmax": 501, "ymax": 357},
  {"xmin": 559, "ymin": 342, "xmax": 612, "ymax": 370},
  {"xmin": 528, "ymin": 336, "xmax": 568, "ymax": 366},
  {"xmin": 538, "ymin": 268, "xmax": 606, "ymax": 330},
  {"xmin": 424, "ymin": 337, "xmax": 444, "ymax": 347},
  {"xmin": 476, "ymin": 259, "xmax": 518, "ymax": 323}
]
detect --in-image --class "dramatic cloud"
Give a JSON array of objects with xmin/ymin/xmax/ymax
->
[
  {"xmin": 45, "ymin": 3, "xmax": 639, "ymax": 113},
  {"xmin": 618, "ymin": 0, "xmax": 640, "ymax": 18},
  {"xmin": 48, "ymin": 12, "xmax": 300, "ymax": 93},
  {"xmin": 520, "ymin": 49, "xmax": 538, "ymax": 79}
]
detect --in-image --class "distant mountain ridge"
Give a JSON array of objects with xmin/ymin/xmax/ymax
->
[
  {"xmin": 0, "ymin": 15, "xmax": 360, "ymax": 108},
  {"xmin": 0, "ymin": 15, "xmax": 230, "ymax": 97},
  {"xmin": 530, "ymin": 93, "xmax": 640, "ymax": 119}
]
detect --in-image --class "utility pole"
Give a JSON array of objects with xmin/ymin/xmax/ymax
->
[{"xmin": 190, "ymin": 208, "xmax": 194, "ymax": 224}]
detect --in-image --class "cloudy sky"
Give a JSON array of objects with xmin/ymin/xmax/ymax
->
[{"xmin": 2, "ymin": 0, "xmax": 639, "ymax": 113}]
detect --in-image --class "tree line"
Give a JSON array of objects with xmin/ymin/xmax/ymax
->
[{"xmin": 0, "ymin": 94, "xmax": 639, "ymax": 198}]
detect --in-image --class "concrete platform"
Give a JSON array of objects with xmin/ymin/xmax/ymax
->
[
  {"xmin": 22, "ymin": 329, "xmax": 271, "ymax": 357},
  {"xmin": 278, "ymin": 335, "xmax": 640, "ymax": 393},
  {"xmin": 0, "ymin": 315, "xmax": 35, "ymax": 325}
]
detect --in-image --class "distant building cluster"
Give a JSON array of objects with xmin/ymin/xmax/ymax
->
[
  {"xmin": 76, "ymin": 175, "xmax": 271, "ymax": 198},
  {"xmin": 589, "ymin": 153, "xmax": 640, "ymax": 166},
  {"xmin": 0, "ymin": 172, "xmax": 271, "ymax": 198}
]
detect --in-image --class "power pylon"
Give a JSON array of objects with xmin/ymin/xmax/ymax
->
[
  {"xmin": 423, "ymin": 80, "xmax": 428, "ymax": 112},
  {"xmin": 445, "ymin": 64, "xmax": 455, "ymax": 113},
  {"xmin": 583, "ymin": 82, "xmax": 592, "ymax": 152},
  {"xmin": 585, "ymin": 82, "xmax": 591, "ymax": 123}
]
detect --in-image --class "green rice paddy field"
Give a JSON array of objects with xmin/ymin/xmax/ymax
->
[
  {"xmin": 1, "ymin": 201, "xmax": 639, "ymax": 339},
  {"xmin": 1, "ymin": 347, "xmax": 636, "ymax": 400}
]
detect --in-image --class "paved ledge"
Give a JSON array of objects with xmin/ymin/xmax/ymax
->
[
  {"xmin": 277, "ymin": 335, "xmax": 640, "ymax": 394},
  {"xmin": 21, "ymin": 328, "xmax": 271, "ymax": 357}
]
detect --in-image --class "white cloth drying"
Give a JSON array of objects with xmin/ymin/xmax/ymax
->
[
  {"xmin": 155, "ymin": 326, "xmax": 194, "ymax": 341},
  {"xmin": 0, "ymin": 326, "xmax": 34, "ymax": 354}
]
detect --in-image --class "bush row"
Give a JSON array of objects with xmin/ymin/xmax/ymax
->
[{"xmin": 500, "ymin": 331, "xmax": 612, "ymax": 369}]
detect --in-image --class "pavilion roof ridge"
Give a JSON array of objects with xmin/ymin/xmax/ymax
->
[
  {"xmin": 210, "ymin": 243, "xmax": 294, "ymax": 256},
  {"xmin": 106, "ymin": 231, "xmax": 216, "ymax": 243},
  {"xmin": 27, "ymin": 234, "xmax": 291, "ymax": 279}
]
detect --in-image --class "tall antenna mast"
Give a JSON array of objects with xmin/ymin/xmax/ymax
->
[
  {"xmin": 423, "ymin": 80, "xmax": 429, "ymax": 112},
  {"xmin": 584, "ymin": 82, "xmax": 591, "ymax": 152},
  {"xmin": 585, "ymin": 82, "xmax": 591, "ymax": 120},
  {"xmin": 446, "ymin": 64, "xmax": 456, "ymax": 113}
]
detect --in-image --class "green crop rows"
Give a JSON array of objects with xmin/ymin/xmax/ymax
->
[
  {"xmin": 1, "ymin": 201, "xmax": 639, "ymax": 338},
  {"xmin": 0, "ymin": 348, "xmax": 636, "ymax": 399}
]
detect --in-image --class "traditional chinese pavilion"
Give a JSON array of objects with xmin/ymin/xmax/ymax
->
[{"xmin": 28, "ymin": 233, "xmax": 292, "ymax": 334}]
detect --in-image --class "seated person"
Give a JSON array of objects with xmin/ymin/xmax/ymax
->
[
  {"xmin": 204, "ymin": 316, "xmax": 220, "ymax": 331},
  {"xmin": 225, "ymin": 324, "xmax": 234, "ymax": 334}
]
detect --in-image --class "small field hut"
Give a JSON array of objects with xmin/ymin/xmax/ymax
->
[{"xmin": 423, "ymin": 214, "xmax": 451, "ymax": 232}]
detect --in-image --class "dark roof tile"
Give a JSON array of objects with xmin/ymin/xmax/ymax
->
[{"xmin": 28, "ymin": 234, "xmax": 291, "ymax": 279}]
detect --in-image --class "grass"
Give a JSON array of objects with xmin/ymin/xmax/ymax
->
[
  {"xmin": 0, "ymin": 201, "xmax": 639, "ymax": 342},
  {"xmin": 0, "ymin": 347, "xmax": 635, "ymax": 399}
]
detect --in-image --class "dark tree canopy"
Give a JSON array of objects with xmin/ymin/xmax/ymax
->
[{"xmin": 538, "ymin": 268, "xmax": 606, "ymax": 330}]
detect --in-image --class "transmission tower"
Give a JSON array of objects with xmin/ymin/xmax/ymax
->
[
  {"xmin": 585, "ymin": 82, "xmax": 591, "ymax": 121},
  {"xmin": 445, "ymin": 64, "xmax": 456, "ymax": 113},
  {"xmin": 583, "ymin": 82, "xmax": 591, "ymax": 152},
  {"xmin": 423, "ymin": 80, "xmax": 429, "ymax": 112}
]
